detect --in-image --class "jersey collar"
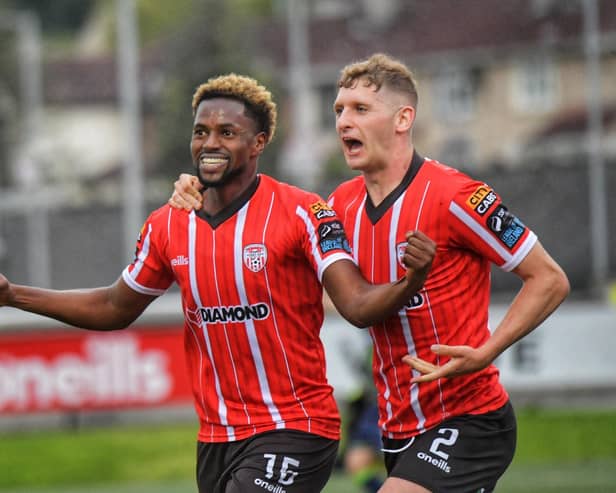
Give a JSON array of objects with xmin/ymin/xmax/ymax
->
[
  {"xmin": 365, "ymin": 151, "xmax": 424, "ymax": 224},
  {"xmin": 196, "ymin": 175, "xmax": 261, "ymax": 228}
]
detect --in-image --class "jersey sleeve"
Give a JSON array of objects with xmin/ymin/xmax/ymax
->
[
  {"xmin": 121, "ymin": 208, "xmax": 175, "ymax": 295},
  {"xmin": 448, "ymin": 179, "xmax": 537, "ymax": 271},
  {"xmin": 295, "ymin": 196, "xmax": 355, "ymax": 282}
]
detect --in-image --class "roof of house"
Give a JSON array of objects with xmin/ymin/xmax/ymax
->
[
  {"xmin": 44, "ymin": 53, "xmax": 163, "ymax": 105},
  {"xmin": 534, "ymin": 104, "xmax": 616, "ymax": 139},
  {"xmin": 257, "ymin": 0, "xmax": 616, "ymax": 68},
  {"xmin": 43, "ymin": 0, "xmax": 616, "ymax": 103}
]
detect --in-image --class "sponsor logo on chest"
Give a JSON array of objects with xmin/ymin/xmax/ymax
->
[{"xmin": 198, "ymin": 303, "xmax": 270, "ymax": 324}]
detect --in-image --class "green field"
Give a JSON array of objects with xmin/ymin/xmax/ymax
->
[{"xmin": 1, "ymin": 408, "xmax": 615, "ymax": 492}]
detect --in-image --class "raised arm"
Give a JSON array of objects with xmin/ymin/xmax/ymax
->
[
  {"xmin": 323, "ymin": 230, "xmax": 436, "ymax": 328},
  {"xmin": 0, "ymin": 274, "xmax": 157, "ymax": 331},
  {"xmin": 404, "ymin": 241, "xmax": 570, "ymax": 382}
]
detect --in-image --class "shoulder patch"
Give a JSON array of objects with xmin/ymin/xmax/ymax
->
[
  {"xmin": 309, "ymin": 200, "xmax": 336, "ymax": 220},
  {"xmin": 466, "ymin": 185, "xmax": 498, "ymax": 216},
  {"xmin": 488, "ymin": 205, "xmax": 527, "ymax": 248},
  {"xmin": 317, "ymin": 220, "xmax": 351, "ymax": 254}
]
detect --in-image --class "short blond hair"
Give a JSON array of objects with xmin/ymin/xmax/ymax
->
[
  {"xmin": 192, "ymin": 73, "xmax": 277, "ymax": 143},
  {"xmin": 338, "ymin": 53, "xmax": 418, "ymax": 107}
]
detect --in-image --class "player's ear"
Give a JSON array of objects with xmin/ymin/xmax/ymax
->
[
  {"xmin": 252, "ymin": 131, "xmax": 267, "ymax": 156},
  {"xmin": 396, "ymin": 106, "xmax": 415, "ymax": 133}
]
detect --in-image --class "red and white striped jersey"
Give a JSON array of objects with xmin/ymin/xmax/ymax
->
[
  {"xmin": 123, "ymin": 175, "xmax": 353, "ymax": 443},
  {"xmin": 328, "ymin": 153, "xmax": 537, "ymax": 439}
]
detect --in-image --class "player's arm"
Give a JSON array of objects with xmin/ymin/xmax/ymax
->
[
  {"xmin": 167, "ymin": 173, "xmax": 437, "ymax": 326},
  {"xmin": 404, "ymin": 241, "xmax": 569, "ymax": 382},
  {"xmin": 323, "ymin": 230, "xmax": 436, "ymax": 328},
  {"xmin": 0, "ymin": 273, "xmax": 156, "ymax": 331},
  {"xmin": 169, "ymin": 173, "xmax": 203, "ymax": 210}
]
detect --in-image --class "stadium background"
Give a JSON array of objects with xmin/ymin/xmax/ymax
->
[{"xmin": 1, "ymin": 0, "xmax": 615, "ymax": 491}]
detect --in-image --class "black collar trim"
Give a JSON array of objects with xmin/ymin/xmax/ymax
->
[
  {"xmin": 196, "ymin": 175, "xmax": 261, "ymax": 228},
  {"xmin": 365, "ymin": 152, "xmax": 424, "ymax": 224}
]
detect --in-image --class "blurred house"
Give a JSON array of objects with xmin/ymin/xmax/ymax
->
[
  {"xmin": 30, "ymin": 0, "xmax": 616, "ymax": 186},
  {"xmin": 39, "ymin": 55, "xmax": 164, "ymax": 203},
  {"xmin": 1, "ymin": 0, "xmax": 614, "ymax": 291},
  {"xmin": 256, "ymin": 0, "xmax": 616, "ymax": 173}
]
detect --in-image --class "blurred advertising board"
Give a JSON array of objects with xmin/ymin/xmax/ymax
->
[
  {"xmin": 322, "ymin": 301, "xmax": 616, "ymax": 406},
  {"xmin": 0, "ymin": 325, "xmax": 192, "ymax": 414}
]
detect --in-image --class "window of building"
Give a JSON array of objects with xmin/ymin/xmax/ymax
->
[
  {"xmin": 511, "ymin": 55, "xmax": 559, "ymax": 113},
  {"xmin": 434, "ymin": 67, "xmax": 477, "ymax": 122}
]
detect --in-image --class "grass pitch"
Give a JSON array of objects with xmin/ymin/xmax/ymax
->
[{"xmin": 1, "ymin": 408, "xmax": 615, "ymax": 492}]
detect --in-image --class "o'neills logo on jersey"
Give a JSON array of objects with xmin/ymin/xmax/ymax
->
[
  {"xmin": 171, "ymin": 255, "xmax": 189, "ymax": 266},
  {"xmin": 199, "ymin": 303, "xmax": 270, "ymax": 323},
  {"xmin": 243, "ymin": 243, "xmax": 267, "ymax": 272}
]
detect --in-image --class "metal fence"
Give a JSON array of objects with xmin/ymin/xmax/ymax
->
[{"xmin": 0, "ymin": 157, "xmax": 614, "ymax": 295}]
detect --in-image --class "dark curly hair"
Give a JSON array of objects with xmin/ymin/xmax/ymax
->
[{"xmin": 192, "ymin": 73, "xmax": 277, "ymax": 143}]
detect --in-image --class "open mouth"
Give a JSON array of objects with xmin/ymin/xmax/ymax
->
[
  {"xmin": 199, "ymin": 153, "xmax": 228, "ymax": 168},
  {"xmin": 342, "ymin": 137, "xmax": 363, "ymax": 154}
]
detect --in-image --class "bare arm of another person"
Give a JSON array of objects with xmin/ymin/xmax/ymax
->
[
  {"xmin": 169, "ymin": 173, "xmax": 204, "ymax": 210},
  {"xmin": 403, "ymin": 241, "xmax": 570, "ymax": 382},
  {"xmin": 0, "ymin": 274, "xmax": 157, "ymax": 331},
  {"xmin": 323, "ymin": 230, "xmax": 436, "ymax": 328},
  {"xmin": 168, "ymin": 172, "xmax": 438, "ymax": 327}
]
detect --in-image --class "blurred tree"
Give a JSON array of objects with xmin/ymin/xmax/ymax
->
[
  {"xmin": 318, "ymin": 150, "xmax": 359, "ymax": 199},
  {"xmin": 0, "ymin": 0, "xmax": 281, "ymax": 185},
  {"xmin": 150, "ymin": 0, "xmax": 282, "ymax": 181},
  {"xmin": 0, "ymin": 25, "xmax": 18, "ymax": 187},
  {"xmin": 137, "ymin": 0, "xmax": 274, "ymax": 44},
  {"xmin": 0, "ymin": 0, "xmax": 90, "ymax": 189},
  {"xmin": 136, "ymin": 0, "xmax": 196, "ymax": 45},
  {"xmin": 0, "ymin": 0, "xmax": 96, "ymax": 33}
]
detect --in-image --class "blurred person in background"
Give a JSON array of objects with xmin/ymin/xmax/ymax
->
[
  {"xmin": 339, "ymin": 331, "xmax": 384, "ymax": 493},
  {"xmin": 170, "ymin": 54, "xmax": 570, "ymax": 492},
  {"xmin": 0, "ymin": 73, "xmax": 437, "ymax": 493}
]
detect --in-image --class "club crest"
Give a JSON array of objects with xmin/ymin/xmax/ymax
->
[{"xmin": 243, "ymin": 243, "xmax": 268, "ymax": 273}]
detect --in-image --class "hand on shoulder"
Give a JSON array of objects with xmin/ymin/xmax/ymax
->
[{"xmin": 169, "ymin": 173, "xmax": 203, "ymax": 211}]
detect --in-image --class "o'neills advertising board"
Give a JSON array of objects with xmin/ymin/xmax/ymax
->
[{"xmin": 0, "ymin": 326, "xmax": 193, "ymax": 414}]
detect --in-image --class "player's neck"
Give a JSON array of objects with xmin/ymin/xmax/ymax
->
[
  {"xmin": 364, "ymin": 146, "xmax": 414, "ymax": 206},
  {"xmin": 201, "ymin": 172, "xmax": 258, "ymax": 216}
]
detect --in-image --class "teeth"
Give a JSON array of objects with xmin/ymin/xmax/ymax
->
[{"xmin": 200, "ymin": 156, "xmax": 227, "ymax": 165}]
